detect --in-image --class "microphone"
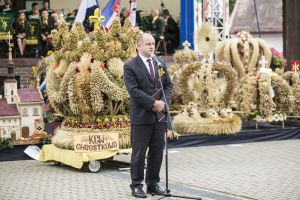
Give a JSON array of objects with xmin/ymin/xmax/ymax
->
[{"xmin": 151, "ymin": 54, "xmax": 163, "ymax": 68}]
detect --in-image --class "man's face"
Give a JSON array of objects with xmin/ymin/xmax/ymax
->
[
  {"xmin": 5, "ymin": 0, "xmax": 12, "ymax": 5},
  {"xmin": 139, "ymin": 11, "xmax": 144, "ymax": 17},
  {"xmin": 33, "ymin": 5, "xmax": 39, "ymax": 15},
  {"xmin": 121, "ymin": 8, "xmax": 129, "ymax": 17},
  {"xmin": 137, "ymin": 34, "xmax": 155, "ymax": 58},
  {"xmin": 19, "ymin": 12, "xmax": 25, "ymax": 20},
  {"xmin": 41, "ymin": 10, "xmax": 48, "ymax": 18},
  {"xmin": 43, "ymin": 2, "xmax": 49, "ymax": 9},
  {"xmin": 151, "ymin": 10, "xmax": 155, "ymax": 17}
]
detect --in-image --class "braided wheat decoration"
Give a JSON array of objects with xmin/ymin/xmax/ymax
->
[{"xmin": 216, "ymin": 31, "xmax": 271, "ymax": 79}]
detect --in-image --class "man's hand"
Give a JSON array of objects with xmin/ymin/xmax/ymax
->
[{"xmin": 152, "ymin": 100, "xmax": 165, "ymax": 112}]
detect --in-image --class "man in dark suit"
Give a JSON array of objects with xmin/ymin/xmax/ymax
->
[
  {"xmin": 40, "ymin": 8, "xmax": 54, "ymax": 56},
  {"xmin": 162, "ymin": 9, "xmax": 179, "ymax": 54},
  {"xmin": 124, "ymin": 33, "xmax": 172, "ymax": 198},
  {"xmin": 149, "ymin": 9, "xmax": 165, "ymax": 43},
  {"xmin": 0, "ymin": 0, "xmax": 13, "ymax": 12}
]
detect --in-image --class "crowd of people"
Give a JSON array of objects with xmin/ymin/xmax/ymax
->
[
  {"xmin": 121, "ymin": 7, "xmax": 180, "ymax": 54},
  {"xmin": 0, "ymin": 0, "xmax": 77, "ymax": 58},
  {"xmin": 0, "ymin": 0, "xmax": 180, "ymax": 58}
]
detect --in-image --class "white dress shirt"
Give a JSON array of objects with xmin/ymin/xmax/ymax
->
[{"xmin": 139, "ymin": 54, "xmax": 156, "ymax": 77}]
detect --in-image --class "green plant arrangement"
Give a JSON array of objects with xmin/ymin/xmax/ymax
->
[{"xmin": 0, "ymin": 137, "xmax": 13, "ymax": 151}]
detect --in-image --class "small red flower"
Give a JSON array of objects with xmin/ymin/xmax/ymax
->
[
  {"xmin": 100, "ymin": 63, "xmax": 105, "ymax": 70},
  {"xmin": 75, "ymin": 67, "xmax": 80, "ymax": 73}
]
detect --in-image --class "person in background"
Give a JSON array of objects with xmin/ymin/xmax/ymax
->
[
  {"xmin": 67, "ymin": 9, "xmax": 78, "ymax": 17},
  {"xmin": 0, "ymin": 0, "xmax": 13, "ymax": 12},
  {"xmin": 40, "ymin": 0, "xmax": 53, "ymax": 16},
  {"xmin": 136, "ymin": 10, "xmax": 146, "ymax": 31},
  {"xmin": 162, "ymin": 9, "xmax": 179, "ymax": 54},
  {"xmin": 40, "ymin": 8, "xmax": 54, "ymax": 56},
  {"xmin": 14, "ymin": 11, "xmax": 27, "ymax": 57},
  {"xmin": 149, "ymin": 9, "xmax": 164, "ymax": 43},
  {"xmin": 120, "ymin": 7, "xmax": 129, "ymax": 26},
  {"xmin": 28, "ymin": 2, "xmax": 40, "ymax": 18},
  {"xmin": 51, "ymin": 12, "xmax": 59, "ymax": 29}
]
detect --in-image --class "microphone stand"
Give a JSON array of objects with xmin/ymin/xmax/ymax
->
[{"xmin": 153, "ymin": 56, "xmax": 202, "ymax": 200}]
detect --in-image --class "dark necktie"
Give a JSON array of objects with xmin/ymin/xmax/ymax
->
[{"xmin": 146, "ymin": 59, "xmax": 155, "ymax": 80}]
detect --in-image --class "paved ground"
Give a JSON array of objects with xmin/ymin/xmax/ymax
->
[{"xmin": 1, "ymin": 139, "xmax": 300, "ymax": 200}]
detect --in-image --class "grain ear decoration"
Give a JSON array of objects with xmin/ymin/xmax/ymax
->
[
  {"xmin": 173, "ymin": 110, "xmax": 241, "ymax": 135},
  {"xmin": 45, "ymin": 17, "xmax": 137, "ymax": 150},
  {"xmin": 215, "ymin": 31, "xmax": 272, "ymax": 79},
  {"xmin": 196, "ymin": 23, "xmax": 219, "ymax": 56}
]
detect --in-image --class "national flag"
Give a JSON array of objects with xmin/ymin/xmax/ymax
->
[
  {"xmin": 101, "ymin": 0, "xmax": 121, "ymax": 29},
  {"xmin": 128, "ymin": 0, "xmax": 137, "ymax": 27},
  {"xmin": 73, "ymin": 0, "xmax": 100, "ymax": 29}
]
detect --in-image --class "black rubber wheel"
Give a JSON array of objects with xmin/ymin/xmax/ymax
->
[{"xmin": 82, "ymin": 160, "xmax": 102, "ymax": 173}]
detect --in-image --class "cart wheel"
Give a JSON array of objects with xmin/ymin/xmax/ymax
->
[
  {"xmin": 83, "ymin": 160, "xmax": 102, "ymax": 173},
  {"xmin": 53, "ymin": 161, "xmax": 61, "ymax": 166}
]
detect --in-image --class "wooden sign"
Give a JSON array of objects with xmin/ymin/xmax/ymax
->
[{"xmin": 74, "ymin": 132, "xmax": 119, "ymax": 153}]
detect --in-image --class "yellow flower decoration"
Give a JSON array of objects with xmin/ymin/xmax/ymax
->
[
  {"xmin": 159, "ymin": 68, "xmax": 165, "ymax": 77},
  {"xmin": 32, "ymin": 66, "xmax": 37, "ymax": 75},
  {"xmin": 47, "ymin": 50, "xmax": 53, "ymax": 56},
  {"xmin": 267, "ymin": 115, "xmax": 274, "ymax": 122},
  {"xmin": 50, "ymin": 60, "xmax": 57, "ymax": 68}
]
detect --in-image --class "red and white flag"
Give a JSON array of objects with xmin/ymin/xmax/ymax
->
[{"xmin": 102, "ymin": 0, "xmax": 121, "ymax": 29}]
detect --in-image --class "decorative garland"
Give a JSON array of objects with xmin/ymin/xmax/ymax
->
[
  {"xmin": 212, "ymin": 61, "xmax": 238, "ymax": 107},
  {"xmin": 179, "ymin": 61, "xmax": 206, "ymax": 104},
  {"xmin": 258, "ymin": 74, "xmax": 274, "ymax": 117},
  {"xmin": 234, "ymin": 75, "xmax": 257, "ymax": 119},
  {"xmin": 170, "ymin": 49, "xmax": 199, "ymax": 110},
  {"xmin": 271, "ymin": 73, "xmax": 295, "ymax": 114},
  {"xmin": 198, "ymin": 61, "xmax": 213, "ymax": 108},
  {"xmin": 282, "ymin": 72, "xmax": 300, "ymax": 115},
  {"xmin": 172, "ymin": 50, "xmax": 199, "ymax": 66},
  {"xmin": 235, "ymin": 73, "xmax": 295, "ymax": 119}
]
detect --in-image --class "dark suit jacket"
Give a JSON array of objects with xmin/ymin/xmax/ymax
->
[
  {"xmin": 164, "ymin": 16, "xmax": 179, "ymax": 42},
  {"xmin": 124, "ymin": 55, "xmax": 172, "ymax": 125},
  {"xmin": 150, "ymin": 17, "xmax": 165, "ymax": 41}
]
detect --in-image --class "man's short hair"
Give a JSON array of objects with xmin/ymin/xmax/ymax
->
[
  {"xmin": 136, "ymin": 33, "xmax": 154, "ymax": 46},
  {"xmin": 32, "ymin": 2, "xmax": 38, "ymax": 8},
  {"xmin": 136, "ymin": 33, "xmax": 144, "ymax": 45},
  {"xmin": 162, "ymin": 9, "xmax": 170, "ymax": 16},
  {"xmin": 41, "ymin": 8, "xmax": 48, "ymax": 13}
]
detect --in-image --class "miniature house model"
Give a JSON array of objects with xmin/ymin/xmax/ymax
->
[{"xmin": 0, "ymin": 56, "xmax": 44, "ymax": 140}]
